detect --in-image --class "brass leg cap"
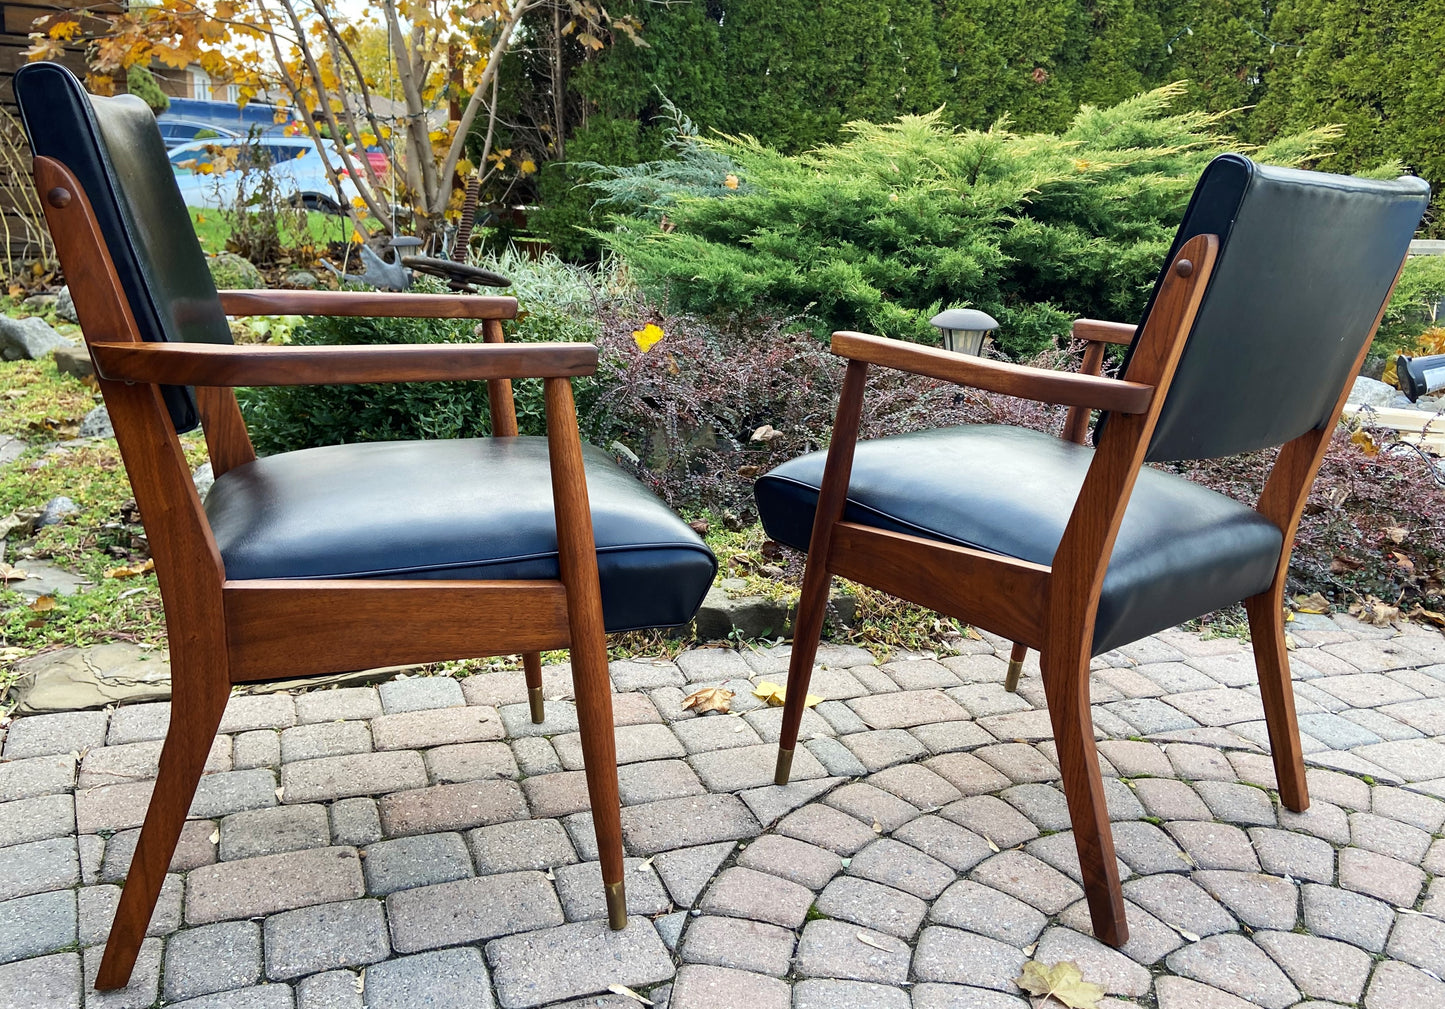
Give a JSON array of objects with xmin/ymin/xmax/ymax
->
[
  {"xmin": 774, "ymin": 747, "xmax": 795, "ymax": 786},
  {"xmin": 1004, "ymin": 658, "xmax": 1024, "ymax": 693},
  {"xmin": 528, "ymin": 686, "xmax": 545, "ymax": 725},
  {"xmin": 605, "ymin": 879, "xmax": 627, "ymax": 930}
]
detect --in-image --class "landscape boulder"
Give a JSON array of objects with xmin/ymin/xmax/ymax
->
[{"xmin": 0, "ymin": 315, "xmax": 73, "ymax": 361}]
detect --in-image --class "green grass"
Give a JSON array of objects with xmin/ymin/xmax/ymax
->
[
  {"xmin": 0, "ymin": 356, "xmax": 206, "ymax": 659},
  {"xmin": 186, "ymin": 207, "xmax": 351, "ymax": 257},
  {"xmin": 0, "ymin": 360, "xmax": 97, "ymax": 439}
]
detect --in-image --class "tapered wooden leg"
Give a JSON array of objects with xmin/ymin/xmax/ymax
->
[
  {"xmin": 545, "ymin": 377, "xmax": 626, "ymax": 929},
  {"xmin": 1004, "ymin": 642, "xmax": 1027, "ymax": 692},
  {"xmin": 774, "ymin": 360, "xmax": 869, "ymax": 785},
  {"xmin": 1041, "ymin": 646, "xmax": 1128, "ymax": 948},
  {"xmin": 775, "ymin": 556, "xmax": 830, "ymax": 785},
  {"xmin": 523, "ymin": 652, "xmax": 545, "ymax": 724},
  {"xmin": 96, "ymin": 669, "xmax": 229, "ymax": 989},
  {"xmin": 1245, "ymin": 590, "xmax": 1309, "ymax": 812}
]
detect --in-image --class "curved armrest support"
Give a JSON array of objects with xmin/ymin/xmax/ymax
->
[
  {"xmin": 830, "ymin": 331, "xmax": 1154, "ymax": 414},
  {"xmin": 88, "ymin": 341, "xmax": 596, "ymax": 387},
  {"xmin": 1072, "ymin": 319, "xmax": 1137, "ymax": 346},
  {"xmin": 218, "ymin": 290, "xmax": 518, "ymax": 320}
]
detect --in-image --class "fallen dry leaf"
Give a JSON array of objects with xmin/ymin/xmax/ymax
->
[
  {"xmin": 29, "ymin": 595, "xmax": 58, "ymax": 612},
  {"xmin": 1016, "ymin": 960, "xmax": 1105, "ymax": 1009},
  {"xmin": 1292, "ymin": 592, "xmax": 1331, "ymax": 615},
  {"xmin": 1350, "ymin": 595, "xmax": 1400, "ymax": 627},
  {"xmin": 750, "ymin": 424, "xmax": 784, "ymax": 443},
  {"xmin": 606, "ymin": 983, "xmax": 652, "ymax": 1005},
  {"xmin": 681, "ymin": 686, "xmax": 734, "ymax": 715},
  {"xmin": 983, "ymin": 834, "xmax": 1000, "ymax": 853},
  {"xmin": 1407, "ymin": 606, "xmax": 1445, "ymax": 628},
  {"xmin": 1386, "ymin": 526, "xmax": 1408, "ymax": 544},
  {"xmin": 752, "ymin": 681, "xmax": 822, "ymax": 708},
  {"xmin": 104, "ymin": 558, "xmax": 155, "ymax": 579},
  {"xmin": 0, "ymin": 562, "xmax": 28, "ymax": 584},
  {"xmin": 855, "ymin": 932, "xmax": 903, "ymax": 953}
]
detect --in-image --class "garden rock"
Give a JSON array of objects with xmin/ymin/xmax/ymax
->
[
  {"xmin": 695, "ymin": 586, "xmax": 790, "ymax": 641},
  {"xmin": 1347, "ymin": 376, "xmax": 1399, "ymax": 408},
  {"xmin": 283, "ymin": 270, "xmax": 320, "ymax": 289},
  {"xmin": 9, "ymin": 643, "xmax": 172, "ymax": 713},
  {"xmin": 207, "ymin": 253, "xmax": 265, "ymax": 290},
  {"xmin": 193, "ymin": 462, "xmax": 215, "ymax": 500},
  {"xmin": 78, "ymin": 406, "xmax": 113, "ymax": 439},
  {"xmin": 0, "ymin": 316, "xmax": 73, "ymax": 361},
  {"xmin": 35, "ymin": 497, "xmax": 79, "ymax": 529},
  {"xmin": 52, "ymin": 343, "xmax": 93, "ymax": 380},
  {"xmin": 54, "ymin": 286, "xmax": 78, "ymax": 323},
  {"xmin": 2, "ymin": 559, "xmax": 90, "ymax": 601},
  {"xmin": 0, "ymin": 435, "xmax": 25, "ymax": 467}
]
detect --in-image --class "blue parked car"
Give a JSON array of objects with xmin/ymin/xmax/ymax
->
[
  {"xmin": 169, "ymin": 136, "xmax": 361, "ymax": 213},
  {"xmin": 156, "ymin": 98, "xmax": 293, "ymax": 149}
]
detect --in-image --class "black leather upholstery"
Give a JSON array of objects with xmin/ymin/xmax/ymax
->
[
  {"xmin": 1118, "ymin": 155, "xmax": 1429, "ymax": 461},
  {"xmin": 755, "ymin": 426, "xmax": 1284, "ymax": 654},
  {"xmin": 16, "ymin": 63, "xmax": 233, "ymax": 433},
  {"xmin": 207, "ymin": 437, "xmax": 717, "ymax": 633}
]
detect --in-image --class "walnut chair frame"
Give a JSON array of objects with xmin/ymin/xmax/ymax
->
[
  {"xmin": 771, "ymin": 231, "xmax": 1408, "ymax": 949},
  {"xmin": 35, "ymin": 158, "xmax": 631, "ymax": 989}
]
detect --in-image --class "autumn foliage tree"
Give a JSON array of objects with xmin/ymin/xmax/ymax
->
[{"xmin": 29, "ymin": 0, "xmax": 640, "ymax": 243}]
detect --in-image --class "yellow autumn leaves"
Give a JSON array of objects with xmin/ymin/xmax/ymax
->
[
  {"xmin": 632, "ymin": 323, "xmax": 665, "ymax": 353},
  {"xmin": 752, "ymin": 680, "xmax": 821, "ymax": 708}
]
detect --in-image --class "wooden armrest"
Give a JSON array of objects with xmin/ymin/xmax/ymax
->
[
  {"xmin": 1071, "ymin": 319, "xmax": 1136, "ymax": 345},
  {"xmin": 218, "ymin": 290, "xmax": 518, "ymax": 320},
  {"xmin": 830, "ymin": 331, "xmax": 1154, "ymax": 414},
  {"xmin": 89, "ymin": 341, "xmax": 595, "ymax": 387}
]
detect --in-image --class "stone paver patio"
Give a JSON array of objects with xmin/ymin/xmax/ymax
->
[{"xmin": 3, "ymin": 614, "xmax": 1445, "ymax": 1008}]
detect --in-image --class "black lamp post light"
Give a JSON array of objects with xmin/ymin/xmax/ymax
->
[
  {"xmin": 929, "ymin": 308, "xmax": 999, "ymax": 356},
  {"xmin": 1397, "ymin": 354, "xmax": 1445, "ymax": 402}
]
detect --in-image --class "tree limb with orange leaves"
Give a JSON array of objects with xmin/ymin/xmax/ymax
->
[{"xmin": 27, "ymin": 0, "xmax": 642, "ymax": 244}]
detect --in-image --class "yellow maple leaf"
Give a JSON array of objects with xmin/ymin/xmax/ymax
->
[
  {"xmin": 1349, "ymin": 428, "xmax": 1379, "ymax": 456},
  {"xmin": 520, "ymin": 159, "xmax": 538, "ymax": 175},
  {"xmin": 632, "ymin": 323, "xmax": 665, "ymax": 353},
  {"xmin": 752, "ymin": 681, "xmax": 821, "ymax": 708},
  {"xmin": 1016, "ymin": 960, "xmax": 1104, "ymax": 1009}
]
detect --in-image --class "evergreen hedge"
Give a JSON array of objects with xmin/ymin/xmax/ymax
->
[{"xmin": 585, "ymin": 86, "xmax": 1351, "ymax": 358}]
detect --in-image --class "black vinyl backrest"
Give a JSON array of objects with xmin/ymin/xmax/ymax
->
[
  {"xmin": 1127, "ymin": 154, "xmax": 1429, "ymax": 462},
  {"xmin": 15, "ymin": 63, "xmax": 234, "ymax": 433}
]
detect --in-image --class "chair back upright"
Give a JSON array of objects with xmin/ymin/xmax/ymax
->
[
  {"xmin": 16, "ymin": 62, "xmax": 233, "ymax": 434},
  {"xmin": 1123, "ymin": 154, "xmax": 1429, "ymax": 462}
]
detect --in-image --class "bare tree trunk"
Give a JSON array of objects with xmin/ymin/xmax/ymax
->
[
  {"xmin": 382, "ymin": 0, "xmax": 441, "ymax": 226},
  {"xmin": 434, "ymin": 0, "xmax": 537, "ymax": 208},
  {"xmin": 552, "ymin": 1, "xmax": 565, "ymax": 161},
  {"xmin": 272, "ymin": 0, "xmax": 394, "ymax": 230}
]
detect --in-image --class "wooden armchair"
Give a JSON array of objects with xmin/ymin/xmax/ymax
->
[
  {"xmin": 16, "ymin": 63, "xmax": 716, "ymax": 990},
  {"xmin": 755, "ymin": 154, "xmax": 1428, "ymax": 947}
]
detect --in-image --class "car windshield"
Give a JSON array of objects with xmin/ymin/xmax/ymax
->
[{"xmin": 168, "ymin": 140, "xmax": 322, "ymax": 175}]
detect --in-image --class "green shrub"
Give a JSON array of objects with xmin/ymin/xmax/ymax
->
[
  {"xmin": 125, "ymin": 65, "xmax": 169, "ymax": 115},
  {"xmin": 585, "ymin": 86, "xmax": 1359, "ymax": 357},
  {"xmin": 1376, "ymin": 255, "xmax": 1445, "ymax": 357},
  {"xmin": 238, "ymin": 274, "xmax": 601, "ymax": 455}
]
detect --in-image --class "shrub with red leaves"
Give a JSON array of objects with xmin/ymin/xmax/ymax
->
[{"xmin": 584, "ymin": 293, "xmax": 1445, "ymax": 611}]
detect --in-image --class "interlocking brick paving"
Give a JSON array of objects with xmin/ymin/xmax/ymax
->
[{"xmin": 3, "ymin": 615, "xmax": 1445, "ymax": 1006}]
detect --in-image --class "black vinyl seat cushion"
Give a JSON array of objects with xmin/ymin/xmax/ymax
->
[
  {"xmin": 206, "ymin": 437, "xmax": 717, "ymax": 633},
  {"xmin": 754, "ymin": 425, "xmax": 1285, "ymax": 655}
]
